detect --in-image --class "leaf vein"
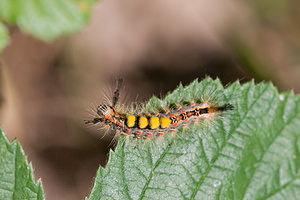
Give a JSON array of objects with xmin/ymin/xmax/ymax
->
[
  {"xmin": 189, "ymin": 84, "xmax": 271, "ymax": 199},
  {"xmin": 138, "ymin": 140, "xmax": 174, "ymax": 200},
  {"xmin": 240, "ymin": 94, "xmax": 299, "ymax": 199}
]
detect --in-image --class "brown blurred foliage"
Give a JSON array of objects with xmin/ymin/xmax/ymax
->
[{"xmin": 0, "ymin": 0, "xmax": 299, "ymax": 199}]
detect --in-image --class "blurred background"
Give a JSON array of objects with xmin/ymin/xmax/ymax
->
[{"xmin": 0, "ymin": 0, "xmax": 300, "ymax": 199}]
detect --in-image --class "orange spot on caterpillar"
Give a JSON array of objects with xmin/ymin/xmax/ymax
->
[
  {"xmin": 86, "ymin": 79, "xmax": 234, "ymax": 141},
  {"xmin": 110, "ymin": 109, "xmax": 114, "ymax": 115}
]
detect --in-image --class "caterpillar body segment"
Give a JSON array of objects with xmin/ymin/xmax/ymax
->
[
  {"xmin": 85, "ymin": 78, "xmax": 234, "ymax": 140},
  {"xmin": 85, "ymin": 102, "xmax": 233, "ymax": 140}
]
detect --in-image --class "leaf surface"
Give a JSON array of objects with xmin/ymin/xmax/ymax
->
[
  {"xmin": 0, "ymin": 128, "xmax": 44, "ymax": 200},
  {"xmin": 86, "ymin": 78, "xmax": 300, "ymax": 200}
]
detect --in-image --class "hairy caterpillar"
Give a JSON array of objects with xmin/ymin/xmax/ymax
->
[{"xmin": 85, "ymin": 78, "xmax": 234, "ymax": 140}]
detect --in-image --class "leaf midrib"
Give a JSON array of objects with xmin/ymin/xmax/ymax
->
[
  {"xmin": 121, "ymin": 142, "xmax": 132, "ymax": 200},
  {"xmin": 138, "ymin": 140, "xmax": 174, "ymax": 200}
]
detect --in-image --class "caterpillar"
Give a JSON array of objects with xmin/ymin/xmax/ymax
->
[{"xmin": 85, "ymin": 78, "xmax": 234, "ymax": 140}]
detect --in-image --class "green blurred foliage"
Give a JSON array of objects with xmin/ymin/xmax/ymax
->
[
  {"xmin": 0, "ymin": 127, "xmax": 44, "ymax": 199},
  {"xmin": 0, "ymin": 0, "xmax": 98, "ymax": 50}
]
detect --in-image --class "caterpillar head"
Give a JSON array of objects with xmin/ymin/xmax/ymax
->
[
  {"xmin": 85, "ymin": 104, "xmax": 116, "ymax": 125},
  {"xmin": 97, "ymin": 104, "xmax": 117, "ymax": 119},
  {"xmin": 97, "ymin": 104, "xmax": 111, "ymax": 116}
]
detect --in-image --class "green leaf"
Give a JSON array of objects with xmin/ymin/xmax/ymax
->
[
  {"xmin": 86, "ymin": 77, "xmax": 300, "ymax": 200},
  {"xmin": 0, "ymin": 0, "xmax": 98, "ymax": 41},
  {"xmin": 0, "ymin": 127, "xmax": 44, "ymax": 200},
  {"xmin": 0, "ymin": 22, "xmax": 9, "ymax": 51}
]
